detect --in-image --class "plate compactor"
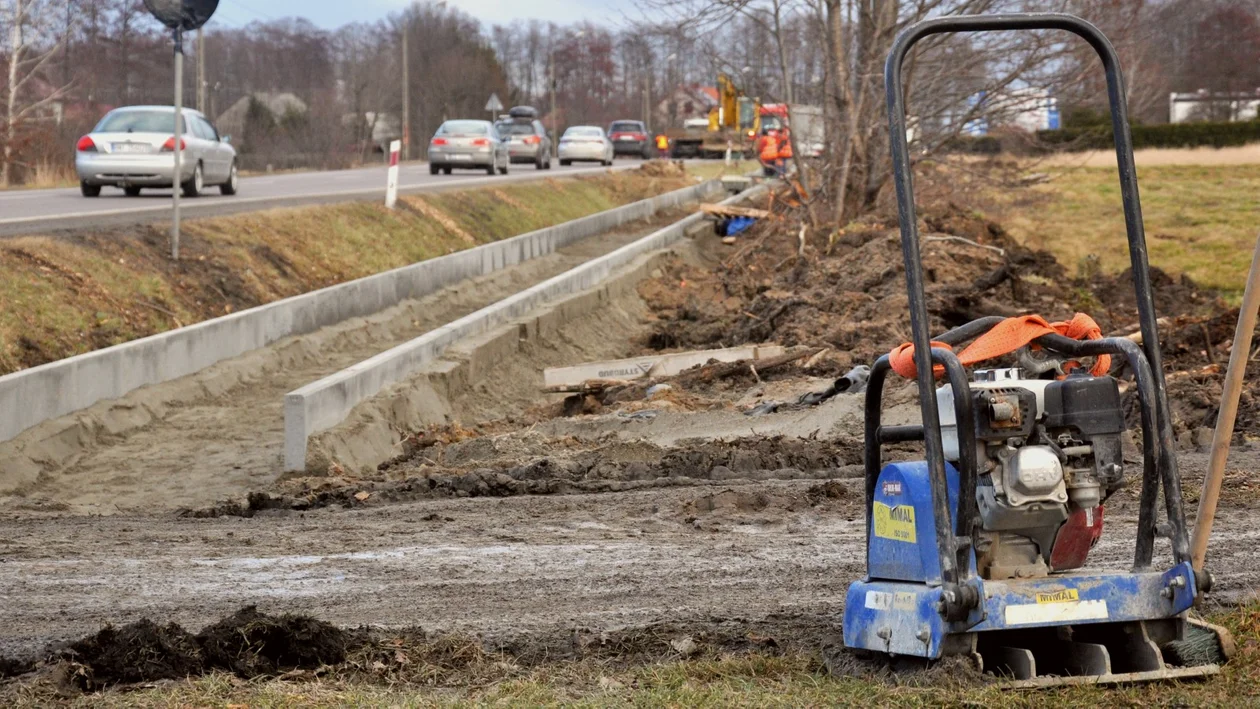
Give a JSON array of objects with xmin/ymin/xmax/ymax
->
[{"xmin": 842, "ymin": 13, "xmax": 1232, "ymax": 686}]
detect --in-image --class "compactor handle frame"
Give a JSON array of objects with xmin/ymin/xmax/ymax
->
[{"xmin": 868, "ymin": 13, "xmax": 1192, "ymax": 616}]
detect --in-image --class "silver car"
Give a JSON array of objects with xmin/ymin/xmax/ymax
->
[
  {"xmin": 496, "ymin": 116, "xmax": 552, "ymax": 170},
  {"xmin": 427, "ymin": 120, "xmax": 509, "ymax": 176},
  {"xmin": 75, "ymin": 105, "xmax": 239, "ymax": 198},
  {"xmin": 558, "ymin": 126, "xmax": 614, "ymax": 166}
]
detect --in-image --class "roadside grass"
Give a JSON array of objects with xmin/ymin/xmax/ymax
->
[
  {"xmin": 0, "ymin": 161, "xmax": 78, "ymax": 191},
  {"xmin": 20, "ymin": 603, "xmax": 1258, "ymax": 708},
  {"xmin": 0, "ymin": 169, "xmax": 693, "ymax": 376},
  {"xmin": 991, "ymin": 163, "xmax": 1260, "ymax": 299}
]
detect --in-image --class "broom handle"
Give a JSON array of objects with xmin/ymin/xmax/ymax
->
[{"xmin": 1192, "ymin": 232, "xmax": 1260, "ymax": 572}]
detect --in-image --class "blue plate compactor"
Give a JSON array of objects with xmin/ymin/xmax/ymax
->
[{"xmin": 843, "ymin": 12, "xmax": 1232, "ymax": 685}]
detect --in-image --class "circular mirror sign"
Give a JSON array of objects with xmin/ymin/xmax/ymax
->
[{"xmin": 142, "ymin": 0, "xmax": 219, "ymax": 31}]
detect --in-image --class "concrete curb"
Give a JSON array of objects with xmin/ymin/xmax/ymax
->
[
  {"xmin": 0, "ymin": 180, "xmax": 720, "ymax": 444},
  {"xmin": 284, "ymin": 183, "xmax": 770, "ymax": 471}
]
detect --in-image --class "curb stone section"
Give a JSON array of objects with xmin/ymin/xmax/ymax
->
[
  {"xmin": 0, "ymin": 180, "xmax": 719, "ymax": 444},
  {"xmin": 284, "ymin": 184, "xmax": 770, "ymax": 471}
]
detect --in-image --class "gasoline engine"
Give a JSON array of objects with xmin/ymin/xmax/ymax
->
[{"xmin": 938, "ymin": 366, "xmax": 1124, "ymax": 580}]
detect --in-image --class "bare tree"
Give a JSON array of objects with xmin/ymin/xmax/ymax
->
[
  {"xmin": 2, "ymin": 0, "xmax": 73, "ymax": 185},
  {"xmin": 335, "ymin": 22, "xmax": 393, "ymax": 160},
  {"xmin": 818, "ymin": 0, "xmax": 1084, "ymax": 222}
]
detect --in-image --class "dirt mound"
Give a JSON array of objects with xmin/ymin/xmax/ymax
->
[
  {"xmin": 1087, "ymin": 267, "xmax": 1219, "ymax": 326},
  {"xmin": 66, "ymin": 620, "xmax": 204, "ymax": 689},
  {"xmin": 639, "ymin": 199, "xmax": 1252, "ymax": 438},
  {"xmin": 34, "ymin": 607, "xmax": 349, "ymax": 690},
  {"xmin": 638, "ymin": 160, "xmax": 686, "ymax": 178},
  {"xmin": 640, "ymin": 203, "xmax": 1087, "ymax": 374},
  {"xmin": 197, "ymin": 606, "xmax": 349, "ymax": 678},
  {"xmin": 185, "ymin": 435, "xmax": 864, "ymax": 517}
]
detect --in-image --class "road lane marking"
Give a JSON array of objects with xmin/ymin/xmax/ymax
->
[{"xmin": 0, "ymin": 165, "xmax": 637, "ymax": 227}]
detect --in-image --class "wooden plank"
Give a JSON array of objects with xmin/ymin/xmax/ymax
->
[
  {"xmin": 700, "ymin": 203, "xmax": 771, "ymax": 219},
  {"xmin": 543, "ymin": 345, "xmax": 786, "ymax": 390}
]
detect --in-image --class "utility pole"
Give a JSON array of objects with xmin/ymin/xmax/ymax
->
[
  {"xmin": 644, "ymin": 74, "xmax": 651, "ymax": 133},
  {"xmin": 196, "ymin": 28, "xmax": 206, "ymax": 113},
  {"xmin": 549, "ymin": 51, "xmax": 557, "ymax": 158},
  {"xmin": 401, "ymin": 25, "xmax": 410, "ymax": 161}
]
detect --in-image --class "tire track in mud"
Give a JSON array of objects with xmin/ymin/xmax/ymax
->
[{"xmin": 0, "ymin": 477, "xmax": 868, "ymax": 659}]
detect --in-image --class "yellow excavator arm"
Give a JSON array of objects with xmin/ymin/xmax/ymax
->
[{"xmin": 707, "ymin": 73, "xmax": 760, "ymax": 135}]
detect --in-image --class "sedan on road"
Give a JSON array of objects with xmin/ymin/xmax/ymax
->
[
  {"xmin": 75, "ymin": 106, "xmax": 239, "ymax": 198},
  {"xmin": 428, "ymin": 120, "xmax": 509, "ymax": 176},
  {"xmin": 608, "ymin": 120, "xmax": 652, "ymax": 158},
  {"xmin": 558, "ymin": 126, "xmax": 614, "ymax": 166}
]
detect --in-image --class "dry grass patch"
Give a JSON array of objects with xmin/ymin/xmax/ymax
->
[{"xmin": 989, "ymin": 163, "xmax": 1260, "ymax": 299}]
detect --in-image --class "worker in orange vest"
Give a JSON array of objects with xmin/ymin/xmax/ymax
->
[
  {"xmin": 758, "ymin": 128, "xmax": 781, "ymax": 177},
  {"xmin": 778, "ymin": 131, "xmax": 793, "ymax": 160},
  {"xmin": 775, "ymin": 130, "xmax": 793, "ymax": 177},
  {"xmin": 655, "ymin": 134, "xmax": 669, "ymax": 157}
]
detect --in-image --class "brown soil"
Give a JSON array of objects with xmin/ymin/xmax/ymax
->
[
  {"xmin": 636, "ymin": 197, "xmax": 1252, "ymax": 440},
  {"xmin": 46, "ymin": 607, "xmax": 347, "ymax": 690},
  {"xmin": 195, "ymin": 606, "xmax": 349, "ymax": 678},
  {"xmin": 66, "ymin": 620, "xmax": 204, "ymax": 689},
  {"xmin": 183, "ymin": 434, "xmax": 864, "ymax": 517},
  {"xmin": 2, "ymin": 446, "xmax": 1258, "ymax": 693},
  {"xmin": 3, "ymin": 169, "xmax": 1260, "ymax": 700}
]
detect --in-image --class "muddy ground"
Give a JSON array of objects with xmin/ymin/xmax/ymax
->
[{"xmin": 3, "ymin": 175, "xmax": 1260, "ymax": 696}]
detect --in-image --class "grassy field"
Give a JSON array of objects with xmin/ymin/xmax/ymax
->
[
  {"xmin": 0, "ymin": 170, "xmax": 693, "ymax": 375},
  {"xmin": 993, "ymin": 163, "xmax": 1260, "ymax": 298},
  {"xmin": 13, "ymin": 604, "xmax": 1255, "ymax": 708}
]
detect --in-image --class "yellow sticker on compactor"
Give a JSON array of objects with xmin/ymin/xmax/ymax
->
[
  {"xmin": 873, "ymin": 502, "xmax": 916, "ymax": 543},
  {"xmin": 1036, "ymin": 589, "xmax": 1080, "ymax": 604}
]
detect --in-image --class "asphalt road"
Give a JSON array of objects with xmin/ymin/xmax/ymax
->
[{"xmin": 0, "ymin": 159, "xmax": 641, "ymax": 237}]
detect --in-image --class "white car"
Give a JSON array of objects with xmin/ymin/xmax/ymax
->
[
  {"xmin": 75, "ymin": 105, "xmax": 238, "ymax": 198},
  {"xmin": 558, "ymin": 126, "xmax": 614, "ymax": 166}
]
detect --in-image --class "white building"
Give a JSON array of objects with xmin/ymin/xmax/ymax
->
[
  {"xmin": 1169, "ymin": 90, "xmax": 1260, "ymax": 123},
  {"xmin": 962, "ymin": 87, "xmax": 1060, "ymax": 136}
]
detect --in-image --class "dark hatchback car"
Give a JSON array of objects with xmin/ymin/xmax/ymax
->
[{"xmin": 607, "ymin": 120, "xmax": 652, "ymax": 158}]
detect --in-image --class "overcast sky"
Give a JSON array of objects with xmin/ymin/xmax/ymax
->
[{"xmin": 211, "ymin": 0, "xmax": 623, "ymax": 29}]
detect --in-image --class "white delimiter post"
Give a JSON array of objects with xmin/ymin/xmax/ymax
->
[
  {"xmin": 385, "ymin": 140, "xmax": 401, "ymax": 209},
  {"xmin": 172, "ymin": 29, "xmax": 184, "ymax": 259}
]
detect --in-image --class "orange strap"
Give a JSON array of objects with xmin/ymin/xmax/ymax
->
[{"xmin": 888, "ymin": 313, "xmax": 1111, "ymax": 379}]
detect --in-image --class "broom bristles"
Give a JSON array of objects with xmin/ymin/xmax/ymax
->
[{"xmin": 1163, "ymin": 619, "xmax": 1234, "ymax": 667}]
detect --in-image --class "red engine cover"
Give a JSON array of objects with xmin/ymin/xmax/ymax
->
[{"xmin": 1049, "ymin": 505, "xmax": 1105, "ymax": 571}]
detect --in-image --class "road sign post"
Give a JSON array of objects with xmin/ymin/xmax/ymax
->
[
  {"xmin": 172, "ymin": 34, "xmax": 184, "ymax": 259},
  {"xmin": 486, "ymin": 93, "xmax": 504, "ymax": 122},
  {"xmin": 143, "ymin": 0, "xmax": 219, "ymax": 260},
  {"xmin": 385, "ymin": 140, "xmax": 401, "ymax": 209}
]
